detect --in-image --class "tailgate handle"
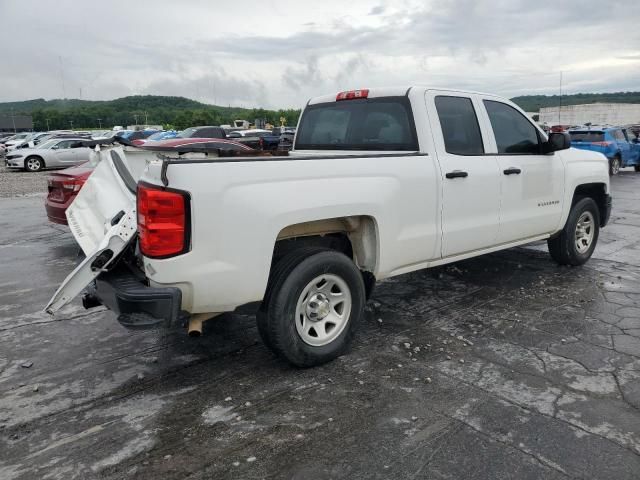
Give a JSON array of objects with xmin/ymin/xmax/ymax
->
[
  {"xmin": 111, "ymin": 210, "xmax": 125, "ymax": 226},
  {"xmin": 90, "ymin": 249, "xmax": 114, "ymax": 271}
]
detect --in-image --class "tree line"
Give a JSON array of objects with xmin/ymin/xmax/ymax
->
[
  {"xmin": 1, "ymin": 91, "xmax": 638, "ymax": 131},
  {"xmin": 0, "ymin": 95, "xmax": 302, "ymax": 130},
  {"xmin": 511, "ymin": 91, "xmax": 640, "ymax": 113}
]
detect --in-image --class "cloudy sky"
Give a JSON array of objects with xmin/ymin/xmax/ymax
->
[{"xmin": 1, "ymin": 0, "xmax": 639, "ymax": 108}]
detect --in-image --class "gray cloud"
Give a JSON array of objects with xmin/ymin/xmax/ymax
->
[
  {"xmin": 1, "ymin": 0, "xmax": 638, "ymax": 108},
  {"xmin": 142, "ymin": 71, "xmax": 269, "ymax": 109},
  {"xmin": 283, "ymin": 56, "xmax": 322, "ymax": 91}
]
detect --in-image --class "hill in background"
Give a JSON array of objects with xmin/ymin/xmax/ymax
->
[
  {"xmin": 511, "ymin": 91, "xmax": 640, "ymax": 112},
  {"xmin": 0, "ymin": 95, "xmax": 301, "ymax": 131},
  {"xmin": 0, "ymin": 91, "xmax": 639, "ymax": 130}
]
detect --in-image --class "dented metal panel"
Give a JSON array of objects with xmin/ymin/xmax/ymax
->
[
  {"xmin": 45, "ymin": 146, "xmax": 140, "ymax": 314},
  {"xmin": 44, "ymin": 208, "xmax": 137, "ymax": 314}
]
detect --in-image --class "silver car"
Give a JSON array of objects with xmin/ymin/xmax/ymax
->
[{"xmin": 4, "ymin": 138, "xmax": 91, "ymax": 172}]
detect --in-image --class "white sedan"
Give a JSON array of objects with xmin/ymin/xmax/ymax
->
[{"xmin": 4, "ymin": 138, "xmax": 91, "ymax": 172}]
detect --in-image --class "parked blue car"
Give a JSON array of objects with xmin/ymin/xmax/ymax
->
[
  {"xmin": 115, "ymin": 129, "xmax": 160, "ymax": 143},
  {"xmin": 569, "ymin": 127, "xmax": 640, "ymax": 175},
  {"xmin": 145, "ymin": 130, "xmax": 178, "ymax": 141}
]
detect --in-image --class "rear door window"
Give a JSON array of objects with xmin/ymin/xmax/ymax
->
[
  {"xmin": 612, "ymin": 129, "xmax": 627, "ymax": 142},
  {"xmin": 295, "ymin": 97, "xmax": 418, "ymax": 151},
  {"xmin": 569, "ymin": 131, "xmax": 604, "ymax": 142},
  {"xmin": 56, "ymin": 140, "xmax": 74, "ymax": 149},
  {"xmin": 435, "ymin": 96, "xmax": 484, "ymax": 155},
  {"xmin": 483, "ymin": 100, "xmax": 541, "ymax": 154}
]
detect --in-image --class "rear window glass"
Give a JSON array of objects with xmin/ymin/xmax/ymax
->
[
  {"xmin": 295, "ymin": 97, "xmax": 418, "ymax": 151},
  {"xmin": 569, "ymin": 131, "xmax": 604, "ymax": 142},
  {"xmin": 435, "ymin": 96, "xmax": 484, "ymax": 155},
  {"xmin": 612, "ymin": 129, "xmax": 626, "ymax": 141}
]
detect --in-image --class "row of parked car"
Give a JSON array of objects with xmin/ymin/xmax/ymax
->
[
  {"xmin": 0, "ymin": 125, "xmax": 296, "ymax": 226},
  {"xmin": 1, "ymin": 125, "xmax": 297, "ymax": 172}
]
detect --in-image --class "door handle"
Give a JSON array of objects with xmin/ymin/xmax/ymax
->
[
  {"xmin": 503, "ymin": 167, "xmax": 522, "ymax": 175},
  {"xmin": 445, "ymin": 170, "xmax": 469, "ymax": 179}
]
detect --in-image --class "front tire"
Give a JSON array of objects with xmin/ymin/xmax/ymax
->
[
  {"xmin": 609, "ymin": 155, "xmax": 621, "ymax": 176},
  {"xmin": 634, "ymin": 165, "xmax": 640, "ymax": 172},
  {"xmin": 547, "ymin": 197, "xmax": 600, "ymax": 266},
  {"xmin": 258, "ymin": 248, "xmax": 365, "ymax": 367},
  {"xmin": 25, "ymin": 156, "xmax": 44, "ymax": 172}
]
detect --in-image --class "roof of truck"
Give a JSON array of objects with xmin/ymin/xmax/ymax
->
[{"xmin": 307, "ymin": 86, "xmax": 499, "ymax": 105}]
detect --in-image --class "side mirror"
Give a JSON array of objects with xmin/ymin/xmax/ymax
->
[
  {"xmin": 543, "ymin": 132, "xmax": 571, "ymax": 153},
  {"xmin": 51, "ymin": 145, "xmax": 59, "ymax": 150}
]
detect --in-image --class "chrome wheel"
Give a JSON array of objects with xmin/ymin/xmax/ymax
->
[
  {"xmin": 575, "ymin": 211, "xmax": 595, "ymax": 254},
  {"xmin": 611, "ymin": 157, "xmax": 620, "ymax": 175},
  {"xmin": 26, "ymin": 158, "xmax": 42, "ymax": 171},
  {"xmin": 295, "ymin": 274, "xmax": 352, "ymax": 347}
]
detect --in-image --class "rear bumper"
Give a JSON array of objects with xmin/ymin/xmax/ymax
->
[
  {"xmin": 83, "ymin": 265, "xmax": 182, "ymax": 329},
  {"xmin": 45, "ymin": 196, "xmax": 74, "ymax": 225}
]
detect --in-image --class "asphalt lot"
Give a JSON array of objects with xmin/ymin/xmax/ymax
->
[{"xmin": 1, "ymin": 168, "xmax": 639, "ymax": 479}]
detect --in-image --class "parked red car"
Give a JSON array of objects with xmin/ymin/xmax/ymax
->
[
  {"xmin": 45, "ymin": 137, "xmax": 255, "ymax": 225},
  {"xmin": 45, "ymin": 163, "xmax": 94, "ymax": 225},
  {"xmin": 137, "ymin": 136, "xmax": 254, "ymax": 151}
]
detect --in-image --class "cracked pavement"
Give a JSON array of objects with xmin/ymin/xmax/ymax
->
[{"xmin": 1, "ymin": 171, "xmax": 639, "ymax": 479}]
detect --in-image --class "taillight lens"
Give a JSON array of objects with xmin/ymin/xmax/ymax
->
[
  {"xmin": 336, "ymin": 89, "xmax": 369, "ymax": 101},
  {"xmin": 62, "ymin": 178, "xmax": 85, "ymax": 192},
  {"xmin": 137, "ymin": 183, "xmax": 190, "ymax": 258},
  {"xmin": 592, "ymin": 141, "xmax": 613, "ymax": 147}
]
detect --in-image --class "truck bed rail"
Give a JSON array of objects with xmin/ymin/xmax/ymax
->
[{"xmin": 157, "ymin": 151, "xmax": 428, "ymax": 186}]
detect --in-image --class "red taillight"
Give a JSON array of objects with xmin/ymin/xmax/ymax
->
[
  {"xmin": 61, "ymin": 178, "xmax": 85, "ymax": 192},
  {"xmin": 137, "ymin": 183, "xmax": 189, "ymax": 258},
  {"xmin": 336, "ymin": 89, "xmax": 369, "ymax": 101},
  {"xmin": 592, "ymin": 141, "xmax": 612, "ymax": 147}
]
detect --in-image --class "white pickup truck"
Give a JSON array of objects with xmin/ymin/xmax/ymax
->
[{"xmin": 47, "ymin": 86, "xmax": 611, "ymax": 367}]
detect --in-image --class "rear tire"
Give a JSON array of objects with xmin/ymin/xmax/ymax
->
[
  {"xmin": 258, "ymin": 248, "xmax": 365, "ymax": 367},
  {"xmin": 257, "ymin": 247, "xmax": 327, "ymax": 353},
  {"xmin": 547, "ymin": 197, "xmax": 600, "ymax": 266},
  {"xmin": 634, "ymin": 165, "xmax": 640, "ymax": 172},
  {"xmin": 24, "ymin": 156, "xmax": 44, "ymax": 172},
  {"xmin": 609, "ymin": 155, "xmax": 621, "ymax": 176}
]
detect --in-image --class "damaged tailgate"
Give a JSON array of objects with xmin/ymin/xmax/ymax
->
[{"xmin": 45, "ymin": 147, "xmax": 138, "ymax": 314}]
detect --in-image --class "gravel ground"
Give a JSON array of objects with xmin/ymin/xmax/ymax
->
[{"xmin": 0, "ymin": 165, "xmax": 49, "ymax": 198}]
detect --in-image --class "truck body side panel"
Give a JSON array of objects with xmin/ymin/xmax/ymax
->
[{"xmin": 141, "ymin": 153, "xmax": 440, "ymax": 313}]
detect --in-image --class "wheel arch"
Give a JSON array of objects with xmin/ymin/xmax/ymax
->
[
  {"xmin": 572, "ymin": 183, "xmax": 608, "ymax": 227},
  {"xmin": 271, "ymin": 215, "xmax": 379, "ymax": 297}
]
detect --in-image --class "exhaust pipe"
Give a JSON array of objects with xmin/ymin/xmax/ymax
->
[
  {"xmin": 187, "ymin": 313, "xmax": 220, "ymax": 337},
  {"xmin": 187, "ymin": 316, "xmax": 203, "ymax": 337}
]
